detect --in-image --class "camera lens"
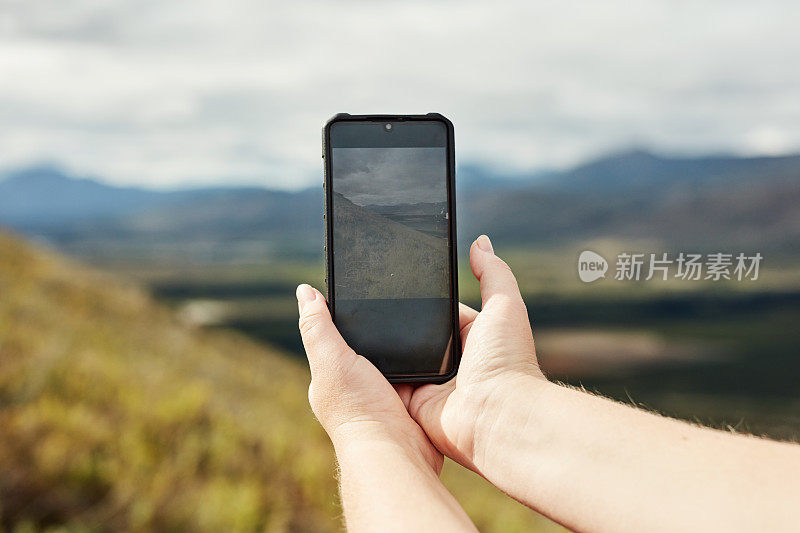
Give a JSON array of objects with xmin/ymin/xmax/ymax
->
[{"xmin": 384, "ymin": 123, "xmax": 393, "ymax": 131}]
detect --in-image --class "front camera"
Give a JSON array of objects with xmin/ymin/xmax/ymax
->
[{"xmin": 384, "ymin": 123, "xmax": 393, "ymax": 131}]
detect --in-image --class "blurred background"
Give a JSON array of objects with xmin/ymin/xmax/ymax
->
[{"xmin": 1, "ymin": 1, "xmax": 799, "ymax": 531}]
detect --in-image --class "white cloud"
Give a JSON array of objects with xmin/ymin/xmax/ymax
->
[
  {"xmin": 0, "ymin": 0, "xmax": 799, "ymax": 188},
  {"xmin": 744, "ymin": 125, "xmax": 793, "ymax": 155}
]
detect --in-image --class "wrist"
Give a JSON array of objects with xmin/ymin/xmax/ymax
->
[
  {"xmin": 330, "ymin": 419, "xmax": 441, "ymax": 472},
  {"xmin": 470, "ymin": 374, "xmax": 558, "ymax": 475}
]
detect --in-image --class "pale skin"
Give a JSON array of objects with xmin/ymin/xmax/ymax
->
[{"xmin": 297, "ymin": 235, "xmax": 800, "ymax": 532}]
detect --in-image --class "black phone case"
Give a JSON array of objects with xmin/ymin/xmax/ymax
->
[{"xmin": 322, "ymin": 113, "xmax": 460, "ymax": 383}]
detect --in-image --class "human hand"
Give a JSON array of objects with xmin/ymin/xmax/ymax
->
[
  {"xmin": 407, "ymin": 235, "xmax": 551, "ymax": 473},
  {"xmin": 296, "ymin": 284, "xmax": 442, "ymax": 472}
]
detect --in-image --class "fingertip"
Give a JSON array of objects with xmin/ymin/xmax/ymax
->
[
  {"xmin": 469, "ymin": 235, "xmax": 524, "ymax": 307},
  {"xmin": 297, "ymin": 285, "xmax": 334, "ymax": 336},
  {"xmin": 476, "ymin": 234, "xmax": 493, "ymax": 254},
  {"xmin": 296, "ymin": 285, "xmax": 353, "ymax": 377},
  {"xmin": 296, "ymin": 283, "xmax": 318, "ymax": 307},
  {"xmin": 469, "ymin": 239, "xmax": 487, "ymax": 279}
]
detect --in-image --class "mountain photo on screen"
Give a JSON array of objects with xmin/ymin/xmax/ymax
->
[{"xmin": 331, "ymin": 146, "xmax": 449, "ymax": 300}]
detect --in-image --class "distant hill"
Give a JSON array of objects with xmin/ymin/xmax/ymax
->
[
  {"xmin": 0, "ymin": 165, "xmax": 324, "ymax": 259},
  {"xmin": 0, "ymin": 164, "xmax": 303, "ymax": 235},
  {"xmin": 364, "ymin": 201, "xmax": 446, "ymax": 216},
  {"xmin": 458, "ymin": 150, "xmax": 800, "ymax": 251},
  {"xmin": 0, "ymin": 165, "xmax": 166, "ymax": 226},
  {"xmin": 550, "ymin": 149, "xmax": 800, "ymax": 193},
  {"xmin": 2, "ymin": 149, "xmax": 799, "ymax": 260},
  {"xmin": 0, "ymin": 231, "xmax": 556, "ymax": 531},
  {"xmin": 455, "ymin": 163, "xmax": 550, "ymax": 191}
]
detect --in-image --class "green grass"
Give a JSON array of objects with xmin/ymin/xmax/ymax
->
[{"xmin": 0, "ymin": 231, "xmax": 560, "ymax": 532}]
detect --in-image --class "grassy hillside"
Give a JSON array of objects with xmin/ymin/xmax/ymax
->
[
  {"xmin": 332, "ymin": 193, "xmax": 449, "ymax": 299},
  {"xmin": 0, "ymin": 231, "xmax": 559, "ymax": 532}
]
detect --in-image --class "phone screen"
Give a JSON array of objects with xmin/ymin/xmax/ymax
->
[{"xmin": 327, "ymin": 119, "xmax": 456, "ymax": 378}]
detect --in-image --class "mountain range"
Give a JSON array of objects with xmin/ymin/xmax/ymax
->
[{"xmin": 1, "ymin": 149, "xmax": 798, "ymax": 260}]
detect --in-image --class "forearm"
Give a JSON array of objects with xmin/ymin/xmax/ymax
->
[
  {"xmin": 474, "ymin": 378, "xmax": 800, "ymax": 533},
  {"xmin": 333, "ymin": 430, "xmax": 477, "ymax": 532}
]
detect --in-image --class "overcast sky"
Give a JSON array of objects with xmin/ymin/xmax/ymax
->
[
  {"xmin": 1, "ymin": 0, "xmax": 799, "ymax": 189},
  {"xmin": 333, "ymin": 147, "xmax": 446, "ymax": 206}
]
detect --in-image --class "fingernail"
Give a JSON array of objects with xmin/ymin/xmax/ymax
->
[
  {"xmin": 476, "ymin": 235, "xmax": 493, "ymax": 254},
  {"xmin": 296, "ymin": 284, "xmax": 317, "ymax": 308}
]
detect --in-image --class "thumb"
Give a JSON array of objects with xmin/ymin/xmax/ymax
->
[
  {"xmin": 296, "ymin": 284, "xmax": 357, "ymax": 381},
  {"xmin": 469, "ymin": 235, "xmax": 525, "ymax": 310}
]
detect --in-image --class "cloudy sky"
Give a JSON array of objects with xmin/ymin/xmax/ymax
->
[
  {"xmin": 1, "ymin": 0, "xmax": 799, "ymax": 189},
  {"xmin": 333, "ymin": 147, "xmax": 446, "ymax": 206}
]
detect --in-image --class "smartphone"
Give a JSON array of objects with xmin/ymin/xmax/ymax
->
[{"xmin": 322, "ymin": 113, "xmax": 460, "ymax": 383}]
